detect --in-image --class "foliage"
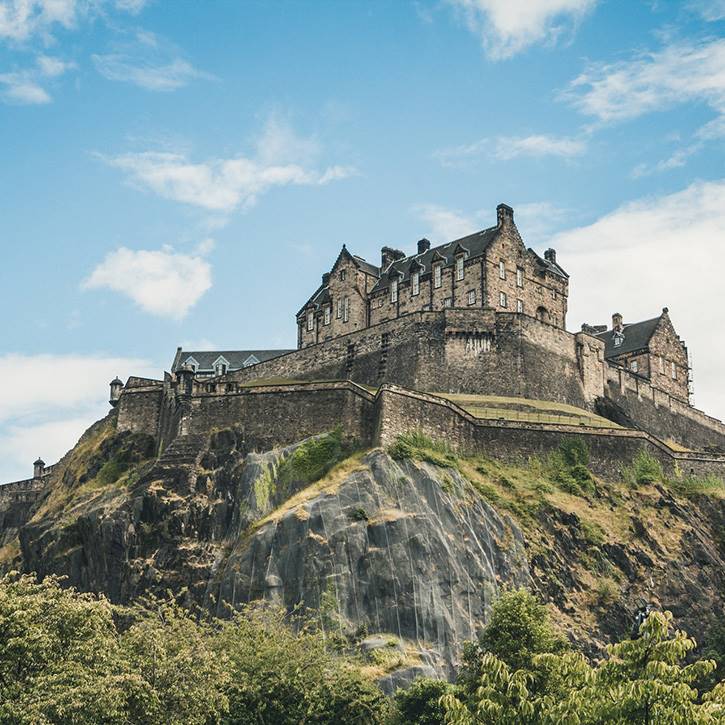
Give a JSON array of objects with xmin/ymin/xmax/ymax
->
[
  {"xmin": 393, "ymin": 677, "xmax": 455, "ymax": 725},
  {"xmin": 670, "ymin": 472, "xmax": 725, "ymax": 497},
  {"xmin": 457, "ymin": 588, "xmax": 567, "ymax": 699},
  {"xmin": 0, "ymin": 573, "xmax": 391, "ymax": 725},
  {"xmin": 388, "ymin": 431, "xmax": 459, "ymax": 469},
  {"xmin": 443, "ymin": 608, "xmax": 725, "ymax": 724},
  {"xmin": 625, "ymin": 448, "xmax": 665, "ymax": 486},
  {"xmin": 546, "ymin": 438, "xmax": 596, "ymax": 496}
]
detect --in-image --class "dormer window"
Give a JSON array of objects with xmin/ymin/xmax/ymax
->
[
  {"xmin": 412, "ymin": 271, "xmax": 420, "ymax": 296},
  {"xmin": 456, "ymin": 256, "xmax": 464, "ymax": 281},
  {"xmin": 184, "ymin": 357, "xmax": 198, "ymax": 373},
  {"xmin": 306, "ymin": 310, "xmax": 314, "ymax": 331},
  {"xmin": 516, "ymin": 267, "xmax": 524, "ymax": 287},
  {"xmin": 499, "ymin": 261, "xmax": 506, "ymax": 280},
  {"xmin": 391, "ymin": 278, "xmax": 398, "ymax": 303},
  {"xmin": 434, "ymin": 264, "xmax": 442, "ymax": 289},
  {"xmin": 213, "ymin": 356, "xmax": 230, "ymax": 376},
  {"xmin": 613, "ymin": 333, "xmax": 624, "ymax": 347}
]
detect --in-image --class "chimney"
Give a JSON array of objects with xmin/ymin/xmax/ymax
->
[
  {"xmin": 417, "ymin": 238, "xmax": 431, "ymax": 255},
  {"xmin": 544, "ymin": 248, "xmax": 557, "ymax": 264},
  {"xmin": 612, "ymin": 313, "xmax": 623, "ymax": 331},
  {"xmin": 496, "ymin": 203, "xmax": 514, "ymax": 227},
  {"xmin": 33, "ymin": 457, "xmax": 45, "ymax": 479},
  {"xmin": 381, "ymin": 246, "xmax": 405, "ymax": 269},
  {"xmin": 322, "ymin": 272, "xmax": 331, "ymax": 286}
]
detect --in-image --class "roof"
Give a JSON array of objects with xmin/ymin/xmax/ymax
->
[
  {"xmin": 171, "ymin": 349, "xmax": 295, "ymax": 372},
  {"xmin": 370, "ymin": 226, "xmax": 500, "ymax": 293},
  {"xmin": 595, "ymin": 316, "xmax": 661, "ymax": 358}
]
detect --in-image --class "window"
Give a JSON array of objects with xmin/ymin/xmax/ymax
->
[
  {"xmin": 467, "ymin": 289, "xmax": 476, "ymax": 305},
  {"xmin": 516, "ymin": 267, "xmax": 524, "ymax": 287},
  {"xmin": 614, "ymin": 333, "xmax": 623, "ymax": 348},
  {"xmin": 671, "ymin": 362, "xmax": 677, "ymax": 380},
  {"xmin": 516, "ymin": 299, "xmax": 523, "ymax": 313},
  {"xmin": 340, "ymin": 269, "xmax": 346, "ymax": 281},
  {"xmin": 306, "ymin": 311, "xmax": 314, "ymax": 331},
  {"xmin": 456, "ymin": 256, "xmax": 464, "ymax": 281},
  {"xmin": 336, "ymin": 299, "xmax": 342, "ymax": 319},
  {"xmin": 551, "ymin": 289, "xmax": 557, "ymax": 300},
  {"xmin": 499, "ymin": 291, "xmax": 507, "ymax": 308},
  {"xmin": 185, "ymin": 358, "xmax": 198, "ymax": 373},
  {"xmin": 631, "ymin": 360, "xmax": 639, "ymax": 373},
  {"xmin": 343, "ymin": 296, "xmax": 349, "ymax": 322},
  {"xmin": 444, "ymin": 297, "xmax": 452, "ymax": 308},
  {"xmin": 215, "ymin": 363, "xmax": 228, "ymax": 376},
  {"xmin": 499, "ymin": 261, "xmax": 506, "ymax": 279},
  {"xmin": 324, "ymin": 306, "xmax": 331, "ymax": 325},
  {"xmin": 412, "ymin": 271, "xmax": 420, "ymax": 296},
  {"xmin": 391, "ymin": 278, "xmax": 398, "ymax": 303},
  {"xmin": 658, "ymin": 356, "xmax": 664, "ymax": 374},
  {"xmin": 434, "ymin": 264, "xmax": 442, "ymax": 288}
]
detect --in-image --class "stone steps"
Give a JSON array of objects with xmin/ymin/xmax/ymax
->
[{"xmin": 156, "ymin": 434, "xmax": 207, "ymax": 467}]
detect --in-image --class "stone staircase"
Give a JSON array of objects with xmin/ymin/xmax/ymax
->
[{"xmin": 156, "ymin": 434, "xmax": 207, "ymax": 468}]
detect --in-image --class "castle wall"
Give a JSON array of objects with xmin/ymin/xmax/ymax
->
[
  {"xmin": 116, "ymin": 381, "xmax": 164, "ymax": 440},
  {"xmin": 184, "ymin": 382, "xmax": 376, "ymax": 451},
  {"xmin": 603, "ymin": 366, "xmax": 725, "ymax": 451},
  {"xmin": 374, "ymin": 385, "xmax": 725, "ymax": 481}
]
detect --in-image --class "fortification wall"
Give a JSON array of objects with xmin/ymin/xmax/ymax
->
[
  {"xmin": 602, "ymin": 367, "xmax": 725, "ymax": 451},
  {"xmin": 184, "ymin": 382, "xmax": 376, "ymax": 451},
  {"xmin": 116, "ymin": 380, "xmax": 164, "ymax": 440},
  {"xmin": 374, "ymin": 385, "xmax": 725, "ymax": 481}
]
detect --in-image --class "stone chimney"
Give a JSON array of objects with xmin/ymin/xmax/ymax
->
[
  {"xmin": 33, "ymin": 457, "xmax": 45, "ymax": 479},
  {"xmin": 496, "ymin": 203, "xmax": 514, "ymax": 227},
  {"xmin": 544, "ymin": 248, "xmax": 557, "ymax": 264},
  {"xmin": 322, "ymin": 272, "xmax": 331, "ymax": 286},
  {"xmin": 417, "ymin": 238, "xmax": 431, "ymax": 255},
  {"xmin": 612, "ymin": 313, "xmax": 623, "ymax": 331},
  {"xmin": 109, "ymin": 377, "xmax": 124, "ymax": 407},
  {"xmin": 381, "ymin": 246, "xmax": 405, "ymax": 270}
]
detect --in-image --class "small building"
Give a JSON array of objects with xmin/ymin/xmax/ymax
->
[
  {"xmin": 588, "ymin": 309, "xmax": 690, "ymax": 402},
  {"xmin": 296, "ymin": 203, "xmax": 570, "ymax": 348},
  {"xmin": 171, "ymin": 348, "xmax": 295, "ymax": 378}
]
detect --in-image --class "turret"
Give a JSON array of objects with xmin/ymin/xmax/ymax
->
[
  {"xmin": 109, "ymin": 377, "xmax": 124, "ymax": 406},
  {"xmin": 33, "ymin": 457, "xmax": 45, "ymax": 479},
  {"xmin": 176, "ymin": 364, "xmax": 195, "ymax": 396}
]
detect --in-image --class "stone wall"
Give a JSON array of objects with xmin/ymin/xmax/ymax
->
[{"xmin": 116, "ymin": 380, "xmax": 164, "ymax": 441}]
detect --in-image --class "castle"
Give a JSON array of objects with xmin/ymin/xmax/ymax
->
[{"xmin": 3, "ymin": 203, "xmax": 723, "ymax": 499}]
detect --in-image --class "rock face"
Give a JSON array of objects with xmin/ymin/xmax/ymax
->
[
  {"xmin": 7, "ymin": 417, "xmax": 725, "ymax": 682},
  {"xmin": 14, "ymin": 423, "xmax": 529, "ymax": 678}
]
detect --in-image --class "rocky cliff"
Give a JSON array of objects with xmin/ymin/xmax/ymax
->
[{"xmin": 3, "ymin": 411, "xmax": 724, "ymax": 686}]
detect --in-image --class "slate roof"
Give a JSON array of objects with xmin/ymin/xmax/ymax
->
[
  {"xmin": 171, "ymin": 348, "xmax": 294, "ymax": 373},
  {"xmin": 595, "ymin": 316, "xmax": 661, "ymax": 359}
]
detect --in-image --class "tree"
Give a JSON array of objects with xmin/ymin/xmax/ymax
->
[{"xmin": 394, "ymin": 677, "xmax": 452, "ymax": 725}]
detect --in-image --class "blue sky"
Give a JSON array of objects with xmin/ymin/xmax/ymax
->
[{"xmin": 1, "ymin": 0, "xmax": 724, "ymax": 481}]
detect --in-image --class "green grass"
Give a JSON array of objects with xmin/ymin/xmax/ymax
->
[
  {"xmin": 388, "ymin": 431, "xmax": 459, "ymax": 470},
  {"xmin": 670, "ymin": 473, "xmax": 725, "ymax": 498}
]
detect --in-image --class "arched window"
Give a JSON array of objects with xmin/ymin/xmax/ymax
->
[{"xmin": 536, "ymin": 306, "xmax": 549, "ymax": 323}]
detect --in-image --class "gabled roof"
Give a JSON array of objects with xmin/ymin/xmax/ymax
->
[
  {"xmin": 171, "ymin": 349, "xmax": 294, "ymax": 372},
  {"xmin": 595, "ymin": 316, "xmax": 661, "ymax": 359},
  {"xmin": 370, "ymin": 226, "xmax": 500, "ymax": 293},
  {"xmin": 531, "ymin": 250, "xmax": 569, "ymax": 279}
]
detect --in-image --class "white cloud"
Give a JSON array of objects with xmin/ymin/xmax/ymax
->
[
  {"xmin": 92, "ymin": 31, "xmax": 212, "ymax": 91},
  {"xmin": 415, "ymin": 203, "xmax": 480, "ymax": 241},
  {"xmin": 83, "ymin": 245, "xmax": 212, "ymax": 320},
  {"xmin": 100, "ymin": 120, "xmax": 357, "ymax": 212},
  {"xmin": 548, "ymin": 179, "xmax": 725, "ymax": 420},
  {"xmin": 447, "ymin": 0, "xmax": 596, "ymax": 59},
  {"xmin": 565, "ymin": 38, "xmax": 725, "ymax": 137},
  {"xmin": 0, "ymin": 71, "xmax": 49, "ymax": 102},
  {"xmin": 631, "ymin": 146, "xmax": 700, "ymax": 178},
  {"xmin": 0, "ymin": 0, "xmax": 146, "ymax": 43},
  {"xmin": 436, "ymin": 133, "xmax": 585, "ymax": 166},
  {"xmin": 0, "ymin": 53, "xmax": 75, "ymax": 104},
  {"xmin": 0, "ymin": 353, "xmax": 158, "ymax": 482},
  {"xmin": 688, "ymin": 0, "xmax": 725, "ymax": 21}
]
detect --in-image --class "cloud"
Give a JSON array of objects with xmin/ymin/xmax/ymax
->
[
  {"xmin": 688, "ymin": 0, "xmax": 725, "ymax": 21},
  {"xmin": 564, "ymin": 37, "xmax": 725, "ymax": 137},
  {"xmin": 92, "ymin": 30, "xmax": 212, "ymax": 91},
  {"xmin": 548, "ymin": 179, "xmax": 725, "ymax": 420},
  {"xmin": 0, "ymin": 352, "xmax": 158, "ymax": 482},
  {"xmin": 82, "ymin": 245, "xmax": 213, "ymax": 319},
  {"xmin": 414, "ymin": 204, "xmax": 480, "ymax": 241},
  {"xmin": 631, "ymin": 146, "xmax": 700, "ymax": 178},
  {"xmin": 0, "ymin": 53, "xmax": 75, "ymax": 104},
  {"xmin": 447, "ymin": 0, "xmax": 596, "ymax": 59},
  {"xmin": 436, "ymin": 133, "xmax": 585, "ymax": 167},
  {"xmin": 0, "ymin": 0, "xmax": 147, "ymax": 43},
  {"xmin": 100, "ymin": 120, "xmax": 357, "ymax": 212}
]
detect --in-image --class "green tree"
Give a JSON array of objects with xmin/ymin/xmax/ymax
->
[{"xmin": 394, "ymin": 677, "xmax": 452, "ymax": 725}]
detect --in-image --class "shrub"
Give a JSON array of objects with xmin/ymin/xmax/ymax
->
[
  {"xmin": 394, "ymin": 677, "xmax": 453, "ymax": 725},
  {"xmin": 388, "ymin": 431, "xmax": 459, "ymax": 469},
  {"xmin": 592, "ymin": 577, "xmax": 619, "ymax": 609},
  {"xmin": 671, "ymin": 473, "xmax": 724, "ymax": 497},
  {"xmin": 625, "ymin": 449, "xmax": 664, "ymax": 486}
]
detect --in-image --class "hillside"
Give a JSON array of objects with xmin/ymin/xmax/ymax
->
[{"xmin": 2, "ymin": 410, "xmax": 723, "ymax": 688}]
